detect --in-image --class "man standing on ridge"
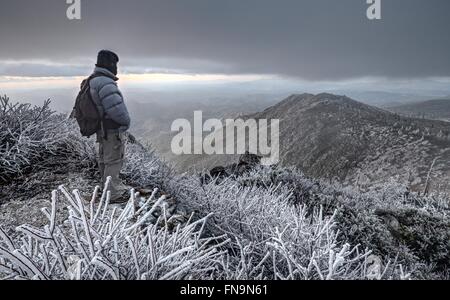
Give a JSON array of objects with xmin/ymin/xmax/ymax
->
[{"xmin": 88, "ymin": 50, "xmax": 131, "ymax": 203}]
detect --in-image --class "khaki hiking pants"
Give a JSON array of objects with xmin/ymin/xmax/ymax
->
[{"xmin": 96, "ymin": 132, "xmax": 128, "ymax": 200}]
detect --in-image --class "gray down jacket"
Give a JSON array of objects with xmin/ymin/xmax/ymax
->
[{"xmin": 89, "ymin": 67, "xmax": 131, "ymax": 133}]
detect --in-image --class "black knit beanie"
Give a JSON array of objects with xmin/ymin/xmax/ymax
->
[{"xmin": 96, "ymin": 50, "xmax": 119, "ymax": 75}]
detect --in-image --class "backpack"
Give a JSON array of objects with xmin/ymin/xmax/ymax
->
[{"xmin": 72, "ymin": 74, "xmax": 103, "ymax": 137}]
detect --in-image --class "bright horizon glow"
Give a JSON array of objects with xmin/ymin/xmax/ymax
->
[
  {"xmin": 0, "ymin": 73, "xmax": 272, "ymax": 90},
  {"xmin": 1, "ymin": 73, "xmax": 450, "ymax": 100}
]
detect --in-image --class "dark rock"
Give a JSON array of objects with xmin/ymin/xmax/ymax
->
[
  {"xmin": 238, "ymin": 151, "xmax": 262, "ymax": 167},
  {"xmin": 200, "ymin": 152, "xmax": 262, "ymax": 185},
  {"xmin": 200, "ymin": 166, "xmax": 229, "ymax": 185}
]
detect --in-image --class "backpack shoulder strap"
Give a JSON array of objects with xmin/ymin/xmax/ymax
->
[
  {"xmin": 80, "ymin": 72, "xmax": 105, "ymax": 90},
  {"xmin": 86, "ymin": 72, "xmax": 104, "ymax": 84}
]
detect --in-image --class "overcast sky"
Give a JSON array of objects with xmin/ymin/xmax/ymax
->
[{"xmin": 1, "ymin": 0, "xmax": 450, "ymax": 81}]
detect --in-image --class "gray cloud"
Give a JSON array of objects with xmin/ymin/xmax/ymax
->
[
  {"xmin": 0, "ymin": 61, "xmax": 90, "ymax": 77},
  {"xmin": 0, "ymin": 0, "xmax": 450, "ymax": 80}
]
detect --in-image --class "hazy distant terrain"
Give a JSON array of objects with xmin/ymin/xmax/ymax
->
[
  {"xmin": 389, "ymin": 98, "xmax": 450, "ymax": 122},
  {"xmin": 128, "ymin": 93, "xmax": 281, "ymax": 162},
  {"xmin": 341, "ymin": 91, "xmax": 439, "ymax": 108}
]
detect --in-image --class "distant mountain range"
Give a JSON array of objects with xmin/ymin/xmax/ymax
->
[
  {"xmin": 341, "ymin": 91, "xmax": 435, "ymax": 108},
  {"xmin": 176, "ymin": 93, "xmax": 450, "ymax": 193},
  {"xmin": 389, "ymin": 98, "xmax": 450, "ymax": 122}
]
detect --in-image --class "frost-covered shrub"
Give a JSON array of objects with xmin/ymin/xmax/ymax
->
[
  {"xmin": 122, "ymin": 137, "xmax": 172, "ymax": 190},
  {"xmin": 0, "ymin": 180, "xmax": 226, "ymax": 280},
  {"xmin": 168, "ymin": 174, "xmax": 410, "ymax": 280},
  {"xmin": 0, "ymin": 96, "xmax": 96, "ymax": 184},
  {"xmin": 1, "ymin": 176, "xmax": 408, "ymax": 280},
  {"xmin": 170, "ymin": 166, "xmax": 448, "ymax": 279}
]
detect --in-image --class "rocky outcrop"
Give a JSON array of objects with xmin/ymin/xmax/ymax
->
[{"xmin": 200, "ymin": 151, "xmax": 262, "ymax": 184}]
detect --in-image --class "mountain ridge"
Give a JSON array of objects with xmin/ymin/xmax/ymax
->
[
  {"xmin": 251, "ymin": 93, "xmax": 450, "ymax": 192},
  {"xmin": 176, "ymin": 93, "xmax": 450, "ymax": 194}
]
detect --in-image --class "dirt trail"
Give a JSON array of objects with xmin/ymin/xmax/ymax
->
[{"xmin": 0, "ymin": 171, "xmax": 97, "ymax": 234}]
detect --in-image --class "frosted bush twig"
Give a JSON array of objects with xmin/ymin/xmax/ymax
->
[{"xmin": 0, "ymin": 185, "xmax": 226, "ymax": 280}]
